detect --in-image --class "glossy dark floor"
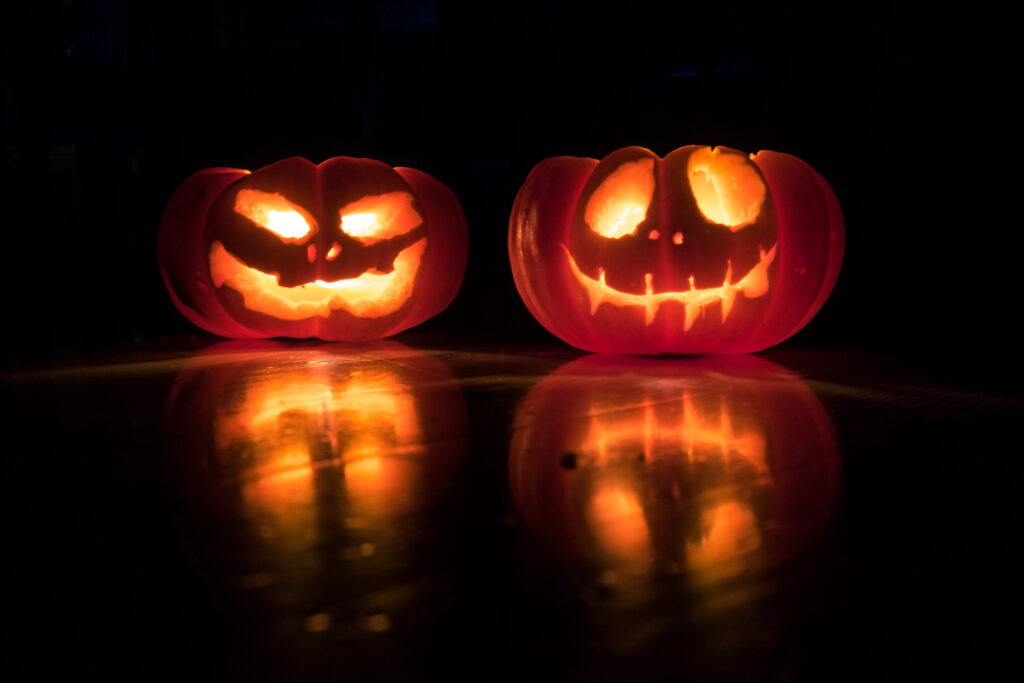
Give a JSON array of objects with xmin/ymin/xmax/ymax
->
[{"xmin": 6, "ymin": 340, "xmax": 1018, "ymax": 682}]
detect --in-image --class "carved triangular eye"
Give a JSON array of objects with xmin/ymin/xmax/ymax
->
[
  {"xmin": 686, "ymin": 148, "xmax": 765, "ymax": 231},
  {"xmin": 339, "ymin": 192, "xmax": 422, "ymax": 245},
  {"xmin": 235, "ymin": 189, "xmax": 315, "ymax": 241},
  {"xmin": 585, "ymin": 158, "xmax": 656, "ymax": 239}
]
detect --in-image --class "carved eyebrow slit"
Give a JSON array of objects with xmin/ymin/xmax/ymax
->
[
  {"xmin": 339, "ymin": 192, "xmax": 422, "ymax": 245},
  {"xmin": 235, "ymin": 189, "xmax": 315, "ymax": 241}
]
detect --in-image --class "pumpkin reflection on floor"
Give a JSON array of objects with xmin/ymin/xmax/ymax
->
[
  {"xmin": 509, "ymin": 354, "xmax": 840, "ymax": 601},
  {"xmin": 163, "ymin": 341, "xmax": 467, "ymax": 640}
]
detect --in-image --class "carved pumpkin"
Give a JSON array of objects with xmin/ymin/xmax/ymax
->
[
  {"xmin": 509, "ymin": 146, "xmax": 844, "ymax": 354},
  {"xmin": 163, "ymin": 341, "xmax": 468, "ymax": 631},
  {"xmin": 509, "ymin": 355, "xmax": 840, "ymax": 585},
  {"xmin": 159, "ymin": 157, "xmax": 468, "ymax": 341}
]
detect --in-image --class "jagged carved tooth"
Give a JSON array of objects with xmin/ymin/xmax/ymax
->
[
  {"xmin": 644, "ymin": 273, "xmax": 658, "ymax": 325},
  {"xmin": 684, "ymin": 302, "xmax": 701, "ymax": 331},
  {"xmin": 587, "ymin": 269, "xmax": 606, "ymax": 314},
  {"xmin": 742, "ymin": 260, "xmax": 770, "ymax": 298},
  {"xmin": 721, "ymin": 290, "xmax": 736, "ymax": 322},
  {"xmin": 645, "ymin": 301, "xmax": 657, "ymax": 326}
]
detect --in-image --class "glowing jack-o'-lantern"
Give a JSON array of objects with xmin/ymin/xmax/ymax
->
[
  {"xmin": 159, "ymin": 156, "xmax": 468, "ymax": 341},
  {"xmin": 509, "ymin": 355, "xmax": 840, "ymax": 588},
  {"xmin": 509, "ymin": 146, "xmax": 844, "ymax": 354},
  {"xmin": 163, "ymin": 342, "xmax": 468, "ymax": 632}
]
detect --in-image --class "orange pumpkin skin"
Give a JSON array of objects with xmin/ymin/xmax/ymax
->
[
  {"xmin": 508, "ymin": 146, "xmax": 844, "ymax": 354},
  {"xmin": 159, "ymin": 157, "xmax": 467, "ymax": 341}
]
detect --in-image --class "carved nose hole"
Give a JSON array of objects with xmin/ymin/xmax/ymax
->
[
  {"xmin": 673, "ymin": 232, "xmax": 684, "ymax": 245},
  {"xmin": 648, "ymin": 229, "xmax": 660, "ymax": 241},
  {"xmin": 306, "ymin": 244, "xmax": 317, "ymax": 263},
  {"xmin": 326, "ymin": 242, "xmax": 341, "ymax": 261}
]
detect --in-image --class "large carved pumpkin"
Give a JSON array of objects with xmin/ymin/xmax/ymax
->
[
  {"xmin": 162, "ymin": 342, "xmax": 468, "ymax": 633},
  {"xmin": 509, "ymin": 145, "xmax": 844, "ymax": 354},
  {"xmin": 509, "ymin": 354, "xmax": 840, "ymax": 585},
  {"xmin": 159, "ymin": 157, "xmax": 468, "ymax": 341}
]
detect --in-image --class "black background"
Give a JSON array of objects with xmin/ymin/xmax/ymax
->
[
  {"xmin": 3, "ymin": 3, "xmax": 1021, "ymax": 681},
  {"xmin": 1, "ymin": 0, "xmax": 1016, "ymax": 363}
]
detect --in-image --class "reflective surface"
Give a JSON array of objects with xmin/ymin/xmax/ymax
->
[
  {"xmin": 6, "ymin": 341, "xmax": 1019, "ymax": 681},
  {"xmin": 510, "ymin": 355, "xmax": 839, "ymax": 591},
  {"xmin": 163, "ymin": 341, "xmax": 468, "ymax": 645}
]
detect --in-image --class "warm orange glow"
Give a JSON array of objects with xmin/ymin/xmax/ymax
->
[
  {"xmin": 212, "ymin": 365, "xmax": 426, "ymax": 541},
  {"xmin": 583, "ymin": 392, "xmax": 767, "ymax": 475},
  {"xmin": 685, "ymin": 500, "xmax": 761, "ymax": 580},
  {"xmin": 344, "ymin": 456, "xmax": 417, "ymax": 519},
  {"xmin": 338, "ymin": 192, "xmax": 422, "ymax": 245},
  {"xmin": 566, "ymin": 384, "xmax": 773, "ymax": 580},
  {"xmin": 563, "ymin": 242, "xmax": 777, "ymax": 327},
  {"xmin": 509, "ymin": 355, "xmax": 841, "ymax": 595},
  {"xmin": 341, "ymin": 213, "xmax": 380, "ymax": 237},
  {"xmin": 235, "ymin": 189, "xmax": 315, "ymax": 241},
  {"xmin": 243, "ymin": 378, "xmax": 334, "ymax": 432},
  {"xmin": 209, "ymin": 238, "xmax": 425, "ymax": 319},
  {"xmin": 687, "ymin": 147, "xmax": 766, "ymax": 230},
  {"xmin": 584, "ymin": 158, "xmax": 656, "ymax": 239},
  {"xmin": 587, "ymin": 483, "xmax": 652, "ymax": 564},
  {"xmin": 230, "ymin": 370, "xmax": 420, "ymax": 446}
]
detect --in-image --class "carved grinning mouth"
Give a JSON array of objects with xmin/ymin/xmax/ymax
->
[
  {"xmin": 563, "ymin": 243, "xmax": 777, "ymax": 330},
  {"xmin": 209, "ymin": 238, "xmax": 426, "ymax": 320}
]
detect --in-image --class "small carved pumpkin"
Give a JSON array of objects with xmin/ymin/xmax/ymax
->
[
  {"xmin": 159, "ymin": 157, "xmax": 467, "ymax": 341},
  {"xmin": 509, "ymin": 146, "xmax": 844, "ymax": 354}
]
